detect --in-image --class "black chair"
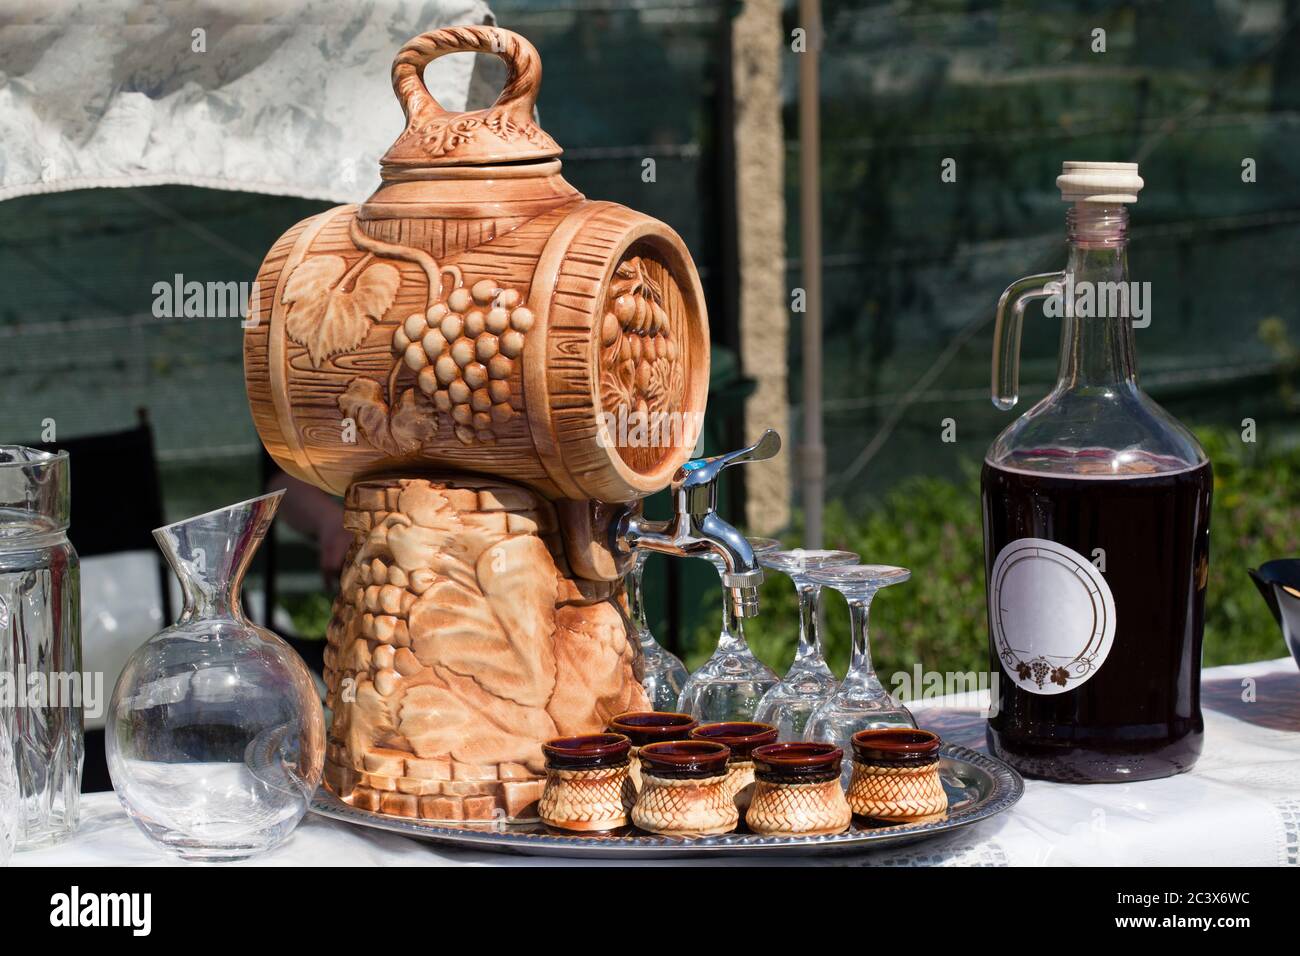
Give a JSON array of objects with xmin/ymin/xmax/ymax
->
[
  {"xmin": 30, "ymin": 409, "xmax": 171, "ymax": 793},
  {"xmin": 258, "ymin": 451, "xmax": 327, "ymax": 677}
]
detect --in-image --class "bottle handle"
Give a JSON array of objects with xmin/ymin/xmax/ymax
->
[
  {"xmin": 991, "ymin": 271, "xmax": 1065, "ymax": 411},
  {"xmin": 391, "ymin": 26, "xmax": 542, "ymax": 131}
]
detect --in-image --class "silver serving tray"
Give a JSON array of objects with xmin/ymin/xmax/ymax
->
[{"xmin": 310, "ymin": 743, "xmax": 1023, "ymax": 859}]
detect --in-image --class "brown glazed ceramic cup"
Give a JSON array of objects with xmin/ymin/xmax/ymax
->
[
  {"xmin": 538, "ymin": 733, "xmax": 635, "ymax": 832},
  {"xmin": 691, "ymin": 721, "xmax": 779, "ymax": 812},
  {"xmin": 745, "ymin": 742, "xmax": 852, "ymax": 837},
  {"xmin": 608, "ymin": 711, "xmax": 698, "ymax": 789},
  {"xmin": 847, "ymin": 728, "xmax": 947, "ymax": 824},
  {"xmin": 631, "ymin": 740, "xmax": 738, "ymax": 836}
]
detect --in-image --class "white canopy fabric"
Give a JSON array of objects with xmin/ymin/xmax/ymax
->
[
  {"xmin": 0, "ymin": 0, "xmax": 499, "ymax": 722},
  {"xmin": 0, "ymin": 0, "xmax": 497, "ymax": 204}
]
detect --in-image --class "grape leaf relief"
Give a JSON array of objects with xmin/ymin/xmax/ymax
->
[{"xmin": 282, "ymin": 255, "xmax": 401, "ymax": 368}]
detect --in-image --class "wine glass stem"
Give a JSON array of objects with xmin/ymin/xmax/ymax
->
[
  {"xmin": 716, "ymin": 569, "xmax": 748, "ymax": 653},
  {"xmin": 627, "ymin": 560, "xmax": 648, "ymax": 633},
  {"xmin": 845, "ymin": 593, "xmax": 877, "ymax": 685},
  {"xmin": 794, "ymin": 582, "xmax": 821, "ymax": 662}
]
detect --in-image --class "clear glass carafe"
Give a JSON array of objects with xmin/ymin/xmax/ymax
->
[
  {"xmin": 106, "ymin": 491, "xmax": 325, "ymax": 860},
  {"xmin": 0, "ymin": 446, "xmax": 82, "ymax": 848},
  {"xmin": 982, "ymin": 162, "xmax": 1212, "ymax": 783}
]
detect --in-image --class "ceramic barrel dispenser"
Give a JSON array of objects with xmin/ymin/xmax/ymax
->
[{"xmin": 243, "ymin": 26, "xmax": 777, "ymax": 823}]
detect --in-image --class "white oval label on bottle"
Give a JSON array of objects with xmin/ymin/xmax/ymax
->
[{"xmin": 989, "ymin": 537, "xmax": 1116, "ymax": 696}]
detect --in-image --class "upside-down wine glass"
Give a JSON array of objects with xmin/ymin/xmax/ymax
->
[
  {"xmin": 753, "ymin": 548, "xmax": 860, "ymax": 737},
  {"xmin": 625, "ymin": 550, "xmax": 688, "ymax": 711},
  {"xmin": 676, "ymin": 537, "xmax": 781, "ymax": 722},
  {"xmin": 804, "ymin": 565, "xmax": 916, "ymax": 781}
]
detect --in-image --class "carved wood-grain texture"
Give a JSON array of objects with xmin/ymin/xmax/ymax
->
[{"xmin": 245, "ymin": 195, "xmax": 708, "ymax": 502}]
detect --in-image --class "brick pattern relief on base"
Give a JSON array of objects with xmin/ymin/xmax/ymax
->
[{"xmin": 322, "ymin": 476, "xmax": 650, "ymax": 821}]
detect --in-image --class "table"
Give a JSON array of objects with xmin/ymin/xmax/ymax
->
[{"xmin": 15, "ymin": 657, "xmax": 1300, "ymax": 867}]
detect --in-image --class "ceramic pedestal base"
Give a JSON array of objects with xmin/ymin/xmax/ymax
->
[{"xmin": 321, "ymin": 475, "xmax": 650, "ymax": 822}]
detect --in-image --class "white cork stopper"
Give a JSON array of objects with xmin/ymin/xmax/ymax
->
[{"xmin": 1057, "ymin": 161, "xmax": 1143, "ymax": 203}]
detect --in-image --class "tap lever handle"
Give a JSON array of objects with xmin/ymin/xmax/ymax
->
[{"xmin": 674, "ymin": 429, "xmax": 782, "ymax": 490}]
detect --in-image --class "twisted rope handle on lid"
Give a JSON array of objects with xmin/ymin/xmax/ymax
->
[{"xmin": 392, "ymin": 26, "xmax": 542, "ymax": 127}]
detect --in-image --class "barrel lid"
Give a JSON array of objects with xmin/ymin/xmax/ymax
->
[{"xmin": 381, "ymin": 27, "xmax": 562, "ymax": 170}]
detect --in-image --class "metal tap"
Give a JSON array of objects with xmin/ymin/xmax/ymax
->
[{"xmin": 612, "ymin": 430, "xmax": 782, "ymax": 619}]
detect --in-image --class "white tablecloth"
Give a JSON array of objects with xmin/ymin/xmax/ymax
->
[{"xmin": 15, "ymin": 658, "xmax": 1300, "ymax": 867}]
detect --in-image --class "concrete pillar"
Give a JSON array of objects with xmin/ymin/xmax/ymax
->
[{"xmin": 731, "ymin": 0, "xmax": 790, "ymax": 533}]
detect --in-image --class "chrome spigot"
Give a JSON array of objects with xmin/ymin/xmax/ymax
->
[{"xmin": 612, "ymin": 430, "xmax": 782, "ymax": 619}]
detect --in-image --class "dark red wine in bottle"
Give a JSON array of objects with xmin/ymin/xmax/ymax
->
[
  {"xmin": 982, "ymin": 163, "xmax": 1212, "ymax": 783},
  {"xmin": 982, "ymin": 454, "xmax": 1211, "ymax": 782}
]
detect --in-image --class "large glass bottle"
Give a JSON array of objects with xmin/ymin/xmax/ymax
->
[{"xmin": 982, "ymin": 162, "xmax": 1212, "ymax": 783}]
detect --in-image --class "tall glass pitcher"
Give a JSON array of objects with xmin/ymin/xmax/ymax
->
[
  {"xmin": 0, "ymin": 447, "xmax": 82, "ymax": 844},
  {"xmin": 982, "ymin": 163, "xmax": 1212, "ymax": 783}
]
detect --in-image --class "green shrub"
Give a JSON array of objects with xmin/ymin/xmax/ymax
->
[{"xmin": 282, "ymin": 590, "xmax": 334, "ymax": 640}]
